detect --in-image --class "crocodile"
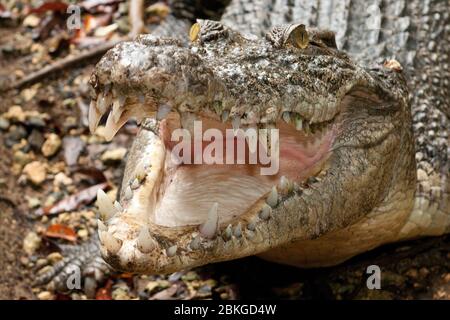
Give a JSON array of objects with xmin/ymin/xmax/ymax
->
[{"xmin": 37, "ymin": 0, "xmax": 449, "ymax": 293}]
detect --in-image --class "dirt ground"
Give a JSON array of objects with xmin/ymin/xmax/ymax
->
[{"xmin": 0, "ymin": 3, "xmax": 449, "ymax": 300}]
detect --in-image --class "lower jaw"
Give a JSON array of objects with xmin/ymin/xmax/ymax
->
[
  {"xmin": 144, "ymin": 116, "xmax": 336, "ymax": 229},
  {"xmin": 97, "ymin": 116, "xmax": 337, "ymax": 273}
]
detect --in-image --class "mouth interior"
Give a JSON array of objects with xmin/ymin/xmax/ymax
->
[{"xmin": 150, "ymin": 114, "xmax": 336, "ymax": 227}]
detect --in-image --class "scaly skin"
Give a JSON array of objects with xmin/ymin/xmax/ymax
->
[{"xmin": 37, "ymin": 0, "xmax": 449, "ymax": 292}]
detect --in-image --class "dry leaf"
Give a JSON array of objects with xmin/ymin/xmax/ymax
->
[{"xmin": 45, "ymin": 224, "xmax": 77, "ymax": 242}]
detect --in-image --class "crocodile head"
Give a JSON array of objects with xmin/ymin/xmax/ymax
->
[{"xmin": 90, "ymin": 20, "xmax": 416, "ymax": 274}]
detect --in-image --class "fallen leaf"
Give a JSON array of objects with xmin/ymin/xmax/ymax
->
[
  {"xmin": 96, "ymin": 279, "xmax": 113, "ymax": 300},
  {"xmin": 35, "ymin": 182, "xmax": 108, "ymax": 215},
  {"xmin": 45, "ymin": 224, "xmax": 77, "ymax": 242},
  {"xmin": 29, "ymin": 1, "xmax": 68, "ymax": 14}
]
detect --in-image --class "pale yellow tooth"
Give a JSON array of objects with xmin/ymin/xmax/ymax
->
[
  {"xmin": 97, "ymin": 92, "xmax": 112, "ymax": 114},
  {"xmin": 199, "ymin": 202, "xmax": 219, "ymax": 239},
  {"xmin": 245, "ymin": 125, "xmax": 258, "ymax": 154},
  {"xmin": 295, "ymin": 114, "xmax": 303, "ymax": 131},
  {"xmin": 89, "ymin": 100, "xmax": 102, "ymax": 134},
  {"xmin": 166, "ymin": 245, "xmax": 177, "ymax": 257},
  {"xmin": 136, "ymin": 227, "xmax": 157, "ymax": 253},
  {"xmin": 223, "ymin": 224, "xmax": 232, "ymax": 240},
  {"xmin": 102, "ymin": 231, "xmax": 122, "ymax": 254},
  {"xmin": 233, "ymin": 223, "xmax": 242, "ymax": 238},
  {"xmin": 282, "ymin": 111, "xmax": 291, "ymax": 123},
  {"xmin": 266, "ymin": 186, "xmax": 278, "ymax": 208},
  {"xmin": 113, "ymin": 201, "xmax": 123, "ymax": 212},
  {"xmin": 259, "ymin": 204, "xmax": 272, "ymax": 220},
  {"xmin": 232, "ymin": 116, "xmax": 240, "ymax": 135},
  {"xmin": 97, "ymin": 189, "xmax": 117, "ymax": 221},
  {"xmin": 97, "ymin": 219, "xmax": 107, "ymax": 231},
  {"xmin": 112, "ymin": 98, "xmax": 124, "ymax": 123},
  {"xmin": 104, "ymin": 110, "xmax": 128, "ymax": 141}
]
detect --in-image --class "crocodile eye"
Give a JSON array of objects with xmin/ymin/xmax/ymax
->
[
  {"xmin": 266, "ymin": 23, "xmax": 309, "ymax": 49},
  {"xmin": 189, "ymin": 19, "xmax": 228, "ymax": 43},
  {"xmin": 189, "ymin": 23, "xmax": 201, "ymax": 42},
  {"xmin": 288, "ymin": 24, "xmax": 309, "ymax": 49}
]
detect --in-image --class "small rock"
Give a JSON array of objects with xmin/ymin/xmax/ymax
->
[
  {"xmin": 0, "ymin": 117, "xmax": 9, "ymax": 130},
  {"xmin": 35, "ymin": 258, "xmax": 48, "ymax": 269},
  {"xmin": 112, "ymin": 282, "xmax": 132, "ymax": 300},
  {"xmin": 23, "ymin": 161, "xmax": 47, "ymax": 185},
  {"xmin": 23, "ymin": 14, "xmax": 40, "ymax": 27},
  {"xmin": 47, "ymin": 252, "xmax": 63, "ymax": 263},
  {"xmin": 77, "ymin": 229, "xmax": 89, "ymax": 240},
  {"xmin": 37, "ymin": 291, "xmax": 54, "ymax": 300},
  {"xmin": 23, "ymin": 231, "xmax": 41, "ymax": 255},
  {"xmin": 27, "ymin": 116, "xmax": 46, "ymax": 128},
  {"xmin": 13, "ymin": 150, "xmax": 33, "ymax": 167},
  {"xmin": 101, "ymin": 147, "xmax": 127, "ymax": 164},
  {"xmin": 3, "ymin": 105, "xmax": 26, "ymax": 122},
  {"xmin": 41, "ymin": 133, "xmax": 62, "ymax": 157},
  {"xmin": 26, "ymin": 196, "xmax": 41, "ymax": 209},
  {"xmin": 53, "ymin": 172, "xmax": 73, "ymax": 188},
  {"xmin": 5, "ymin": 125, "xmax": 27, "ymax": 146},
  {"xmin": 28, "ymin": 129, "xmax": 45, "ymax": 151},
  {"xmin": 21, "ymin": 87, "xmax": 38, "ymax": 101}
]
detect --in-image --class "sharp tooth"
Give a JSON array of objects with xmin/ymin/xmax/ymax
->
[
  {"xmin": 97, "ymin": 92, "xmax": 112, "ymax": 114},
  {"xmin": 221, "ymin": 110, "xmax": 229, "ymax": 122},
  {"xmin": 136, "ymin": 227, "xmax": 157, "ymax": 253},
  {"xmin": 223, "ymin": 224, "xmax": 232, "ymax": 240},
  {"xmin": 97, "ymin": 189, "xmax": 117, "ymax": 221},
  {"xmin": 282, "ymin": 111, "xmax": 291, "ymax": 123},
  {"xmin": 304, "ymin": 121, "xmax": 310, "ymax": 135},
  {"xmin": 156, "ymin": 104, "xmax": 171, "ymax": 120},
  {"xmin": 112, "ymin": 97, "xmax": 125, "ymax": 123},
  {"xmin": 104, "ymin": 110, "xmax": 128, "ymax": 141},
  {"xmin": 246, "ymin": 124, "xmax": 258, "ymax": 154},
  {"xmin": 89, "ymin": 100, "xmax": 102, "ymax": 134},
  {"xmin": 189, "ymin": 235, "xmax": 201, "ymax": 250},
  {"xmin": 166, "ymin": 245, "xmax": 177, "ymax": 257},
  {"xmin": 266, "ymin": 186, "xmax": 278, "ymax": 208},
  {"xmin": 97, "ymin": 219, "xmax": 107, "ymax": 231},
  {"xmin": 232, "ymin": 116, "xmax": 240, "ymax": 134},
  {"xmin": 247, "ymin": 217, "xmax": 257, "ymax": 231},
  {"xmin": 123, "ymin": 186, "xmax": 133, "ymax": 201},
  {"xmin": 233, "ymin": 223, "xmax": 242, "ymax": 238},
  {"xmin": 279, "ymin": 176, "xmax": 292, "ymax": 194},
  {"xmin": 295, "ymin": 115, "xmax": 303, "ymax": 131},
  {"xmin": 113, "ymin": 201, "xmax": 123, "ymax": 212},
  {"xmin": 180, "ymin": 112, "xmax": 196, "ymax": 136},
  {"xmin": 102, "ymin": 231, "xmax": 122, "ymax": 254},
  {"xmin": 130, "ymin": 178, "xmax": 140, "ymax": 190},
  {"xmin": 259, "ymin": 204, "xmax": 272, "ymax": 220},
  {"xmin": 199, "ymin": 202, "xmax": 219, "ymax": 239}
]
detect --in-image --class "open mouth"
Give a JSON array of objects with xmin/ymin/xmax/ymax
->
[{"xmin": 90, "ymin": 83, "xmax": 340, "ymax": 272}]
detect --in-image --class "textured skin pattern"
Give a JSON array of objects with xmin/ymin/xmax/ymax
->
[
  {"xmin": 221, "ymin": 0, "xmax": 450, "ymax": 237},
  {"xmin": 39, "ymin": 0, "xmax": 449, "ymax": 290}
]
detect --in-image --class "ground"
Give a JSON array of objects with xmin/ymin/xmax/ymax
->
[{"xmin": 0, "ymin": 2, "xmax": 448, "ymax": 300}]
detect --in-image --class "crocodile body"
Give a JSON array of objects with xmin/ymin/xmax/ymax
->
[{"xmin": 38, "ymin": 0, "xmax": 449, "ymax": 292}]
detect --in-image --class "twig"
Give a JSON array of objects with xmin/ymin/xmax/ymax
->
[
  {"xmin": 6, "ymin": 39, "xmax": 123, "ymax": 91},
  {"xmin": 129, "ymin": 0, "xmax": 145, "ymax": 38}
]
